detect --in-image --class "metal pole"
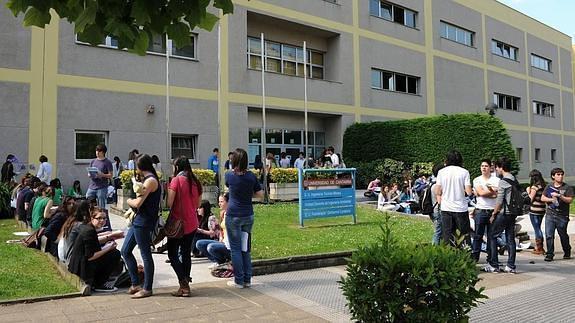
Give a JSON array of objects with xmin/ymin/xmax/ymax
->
[
  {"xmin": 217, "ymin": 22, "xmax": 223, "ymax": 192},
  {"xmin": 303, "ymin": 41, "xmax": 308, "ymax": 169},
  {"xmin": 261, "ymin": 33, "xmax": 269, "ymax": 203},
  {"xmin": 165, "ymin": 34, "xmax": 170, "ymax": 173}
]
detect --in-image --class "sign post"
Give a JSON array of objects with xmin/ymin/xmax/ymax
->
[{"xmin": 298, "ymin": 168, "xmax": 357, "ymax": 227}]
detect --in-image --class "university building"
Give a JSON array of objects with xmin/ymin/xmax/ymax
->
[{"xmin": 1, "ymin": 0, "xmax": 574, "ymax": 186}]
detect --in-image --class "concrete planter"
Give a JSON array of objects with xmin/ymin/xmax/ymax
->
[
  {"xmin": 202, "ymin": 185, "xmax": 218, "ymax": 205},
  {"xmin": 269, "ymin": 182, "xmax": 299, "ymax": 201},
  {"xmin": 116, "ymin": 189, "xmax": 130, "ymax": 211}
]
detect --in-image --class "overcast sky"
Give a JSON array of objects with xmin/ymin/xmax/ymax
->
[{"xmin": 497, "ymin": 0, "xmax": 575, "ymax": 43}]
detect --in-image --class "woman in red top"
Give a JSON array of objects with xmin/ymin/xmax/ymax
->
[{"xmin": 166, "ymin": 156, "xmax": 202, "ymax": 297}]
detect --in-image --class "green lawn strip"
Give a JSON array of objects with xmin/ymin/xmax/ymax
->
[
  {"xmin": 250, "ymin": 203, "xmax": 434, "ymax": 260},
  {"xmin": 0, "ymin": 220, "xmax": 77, "ymax": 301}
]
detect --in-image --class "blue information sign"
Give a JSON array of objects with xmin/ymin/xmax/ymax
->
[{"xmin": 298, "ymin": 168, "xmax": 357, "ymax": 227}]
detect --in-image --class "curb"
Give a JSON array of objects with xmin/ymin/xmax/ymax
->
[{"xmin": 252, "ymin": 251, "xmax": 353, "ymax": 276}]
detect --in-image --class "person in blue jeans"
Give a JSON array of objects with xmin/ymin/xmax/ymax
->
[
  {"xmin": 196, "ymin": 194, "xmax": 230, "ymax": 268},
  {"xmin": 486, "ymin": 157, "xmax": 518, "ymax": 274},
  {"xmin": 225, "ymin": 148, "xmax": 264, "ymax": 288},
  {"xmin": 472, "ymin": 159, "xmax": 499, "ymax": 263},
  {"xmin": 526, "ymin": 169, "xmax": 547, "ymax": 255},
  {"xmin": 86, "ymin": 144, "xmax": 113, "ymax": 208},
  {"xmin": 121, "ymin": 154, "xmax": 161, "ymax": 299},
  {"xmin": 540, "ymin": 168, "xmax": 574, "ymax": 262}
]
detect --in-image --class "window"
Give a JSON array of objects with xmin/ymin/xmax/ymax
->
[
  {"xmin": 551, "ymin": 149, "xmax": 557, "ymax": 163},
  {"xmin": 75, "ymin": 131, "xmax": 107, "ymax": 161},
  {"xmin": 531, "ymin": 54, "xmax": 551, "ymax": 72},
  {"xmin": 369, "ymin": 0, "xmax": 417, "ymax": 28},
  {"xmin": 493, "ymin": 93, "xmax": 520, "ymax": 111},
  {"xmin": 535, "ymin": 148, "xmax": 541, "ymax": 163},
  {"xmin": 516, "ymin": 148, "xmax": 523, "ymax": 163},
  {"xmin": 247, "ymin": 37, "xmax": 324, "ymax": 79},
  {"xmin": 77, "ymin": 34, "xmax": 196, "ymax": 59},
  {"xmin": 440, "ymin": 21, "xmax": 474, "ymax": 46},
  {"xmin": 491, "ymin": 40, "xmax": 518, "ymax": 61},
  {"xmin": 532, "ymin": 101, "xmax": 555, "ymax": 117},
  {"xmin": 171, "ymin": 135, "xmax": 197, "ymax": 160},
  {"xmin": 371, "ymin": 68, "xmax": 420, "ymax": 94}
]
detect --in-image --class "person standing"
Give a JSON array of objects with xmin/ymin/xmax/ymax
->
[
  {"xmin": 166, "ymin": 156, "xmax": 202, "ymax": 297},
  {"xmin": 435, "ymin": 150, "xmax": 473, "ymax": 248},
  {"xmin": 127, "ymin": 149, "xmax": 139, "ymax": 170},
  {"xmin": 208, "ymin": 148, "xmax": 220, "ymax": 188},
  {"xmin": 471, "ymin": 159, "xmax": 499, "ymax": 262},
  {"xmin": 121, "ymin": 154, "xmax": 161, "ymax": 299},
  {"xmin": 430, "ymin": 163, "xmax": 444, "ymax": 245},
  {"xmin": 541, "ymin": 168, "xmax": 574, "ymax": 262},
  {"xmin": 1, "ymin": 154, "xmax": 15, "ymax": 184},
  {"xmin": 279, "ymin": 152, "xmax": 290, "ymax": 168},
  {"xmin": 86, "ymin": 144, "xmax": 113, "ymax": 208},
  {"xmin": 36, "ymin": 155, "xmax": 53, "ymax": 184},
  {"xmin": 486, "ymin": 157, "xmax": 519, "ymax": 273},
  {"xmin": 293, "ymin": 152, "xmax": 305, "ymax": 170},
  {"xmin": 224, "ymin": 152, "xmax": 234, "ymax": 171},
  {"xmin": 225, "ymin": 148, "xmax": 264, "ymax": 288},
  {"xmin": 526, "ymin": 169, "xmax": 546, "ymax": 255}
]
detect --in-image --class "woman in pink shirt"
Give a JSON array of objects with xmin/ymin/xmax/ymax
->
[{"xmin": 166, "ymin": 156, "xmax": 203, "ymax": 297}]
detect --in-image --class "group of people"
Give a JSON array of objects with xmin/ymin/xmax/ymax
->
[{"xmin": 427, "ymin": 150, "xmax": 573, "ymax": 274}]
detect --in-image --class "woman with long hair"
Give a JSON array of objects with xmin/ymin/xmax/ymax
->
[
  {"xmin": 527, "ymin": 169, "xmax": 547, "ymax": 255},
  {"xmin": 196, "ymin": 193, "xmax": 230, "ymax": 268},
  {"xmin": 67, "ymin": 180, "xmax": 83, "ymax": 198},
  {"xmin": 58, "ymin": 200, "xmax": 90, "ymax": 264},
  {"xmin": 31, "ymin": 185, "xmax": 54, "ymax": 230},
  {"xmin": 225, "ymin": 148, "xmax": 264, "ymax": 288},
  {"xmin": 44, "ymin": 196, "xmax": 77, "ymax": 257},
  {"xmin": 68, "ymin": 207, "xmax": 121, "ymax": 292},
  {"xmin": 121, "ymin": 154, "xmax": 161, "ymax": 299},
  {"xmin": 166, "ymin": 156, "xmax": 202, "ymax": 297},
  {"xmin": 192, "ymin": 200, "xmax": 215, "ymax": 257}
]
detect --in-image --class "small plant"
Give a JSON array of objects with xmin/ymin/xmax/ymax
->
[
  {"xmin": 340, "ymin": 214, "xmax": 486, "ymax": 322},
  {"xmin": 192, "ymin": 169, "xmax": 216, "ymax": 186},
  {"xmin": 0, "ymin": 183, "xmax": 11, "ymax": 215},
  {"xmin": 270, "ymin": 168, "xmax": 298, "ymax": 183},
  {"xmin": 119, "ymin": 170, "xmax": 135, "ymax": 191},
  {"xmin": 248, "ymin": 168, "xmax": 261, "ymax": 179}
]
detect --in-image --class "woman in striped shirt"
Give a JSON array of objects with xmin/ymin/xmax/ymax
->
[{"xmin": 527, "ymin": 169, "xmax": 546, "ymax": 255}]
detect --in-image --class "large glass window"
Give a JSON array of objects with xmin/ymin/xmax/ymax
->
[
  {"xmin": 532, "ymin": 101, "xmax": 554, "ymax": 117},
  {"xmin": 491, "ymin": 39, "xmax": 518, "ymax": 61},
  {"xmin": 531, "ymin": 54, "xmax": 551, "ymax": 72},
  {"xmin": 370, "ymin": 0, "xmax": 417, "ymax": 28},
  {"xmin": 247, "ymin": 37, "xmax": 325, "ymax": 79},
  {"xmin": 75, "ymin": 131, "xmax": 107, "ymax": 161},
  {"xmin": 371, "ymin": 68, "xmax": 420, "ymax": 95},
  {"xmin": 493, "ymin": 93, "xmax": 520, "ymax": 111},
  {"xmin": 78, "ymin": 34, "xmax": 196, "ymax": 59},
  {"xmin": 266, "ymin": 129, "xmax": 283, "ymax": 144}
]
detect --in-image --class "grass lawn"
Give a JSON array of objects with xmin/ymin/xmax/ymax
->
[
  {"xmin": 249, "ymin": 203, "xmax": 434, "ymax": 260},
  {"xmin": 0, "ymin": 219, "xmax": 77, "ymax": 301}
]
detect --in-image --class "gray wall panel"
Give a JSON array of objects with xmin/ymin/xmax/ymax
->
[
  {"xmin": 531, "ymin": 133, "xmax": 562, "ymax": 179},
  {"xmin": 434, "ymin": 57, "xmax": 485, "ymax": 114},
  {"xmin": 526, "ymin": 34, "xmax": 559, "ymax": 84},
  {"xmin": 0, "ymin": 82, "xmax": 29, "ymax": 167},
  {"xmin": 359, "ymin": 0, "xmax": 425, "ymax": 46},
  {"xmin": 507, "ymin": 130, "xmax": 530, "ymax": 180},
  {"xmin": 560, "ymin": 48, "xmax": 573, "ymax": 88},
  {"xmin": 485, "ymin": 16, "xmax": 526, "ymax": 75},
  {"xmin": 260, "ymin": 0, "xmax": 352, "ymax": 25},
  {"xmin": 562, "ymin": 92, "xmax": 574, "ymax": 131},
  {"xmin": 530, "ymin": 83, "xmax": 561, "ymax": 129},
  {"xmin": 0, "ymin": 1, "xmax": 30, "ymax": 70},
  {"xmin": 488, "ymin": 71, "xmax": 528, "ymax": 126}
]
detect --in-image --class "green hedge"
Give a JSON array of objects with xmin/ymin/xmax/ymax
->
[{"xmin": 343, "ymin": 114, "xmax": 518, "ymax": 178}]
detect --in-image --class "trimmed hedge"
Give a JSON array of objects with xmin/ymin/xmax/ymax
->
[{"xmin": 343, "ymin": 114, "xmax": 518, "ymax": 178}]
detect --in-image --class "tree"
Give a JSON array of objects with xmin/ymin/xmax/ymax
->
[{"xmin": 6, "ymin": 0, "xmax": 234, "ymax": 55}]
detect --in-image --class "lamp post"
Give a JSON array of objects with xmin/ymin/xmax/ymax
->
[{"xmin": 485, "ymin": 103, "xmax": 498, "ymax": 116}]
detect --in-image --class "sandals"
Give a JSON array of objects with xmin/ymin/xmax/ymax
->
[
  {"xmin": 127, "ymin": 285, "xmax": 142, "ymax": 295},
  {"xmin": 131, "ymin": 289, "xmax": 153, "ymax": 299}
]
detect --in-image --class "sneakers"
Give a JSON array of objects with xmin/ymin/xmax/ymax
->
[
  {"xmin": 227, "ymin": 281, "xmax": 244, "ymax": 289},
  {"xmin": 243, "ymin": 282, "xmax": 251, "ymax": 288},
  {"xmin": 503, "ymin": 266, "xmax": 517, "ymax": 274},
  {"xmin": 544, "ymin": 255, "xmax": 554, "ymax": 262},
  {"xmin": 207, "ymin": 263, "xmax": 219, "ymax": 270},
  {"xmin": 482, "ymin": 264, "xmax": 499, "ymax": 273},
  {"xmin": 93, "ymin": 285, "xmax": 118, "ymax": 293}
]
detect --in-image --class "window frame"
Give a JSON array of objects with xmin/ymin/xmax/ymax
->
[
  {"xmin": 532, "ymin": 100, "xmax": 555, "ymax": 118},
  {"xmin": 515, "ymin": 147, "xmax": 523, "ymax": 163},
  {"xmin": 171, "ymin": 134, "xmax": 198, "ymax": 161},
  {"xmin": 551, "ymin": 149, "xmax": 557, "ymax": 163},
  {"xmin": 493, "ymin": 92, "xmax": 521, "ymax": 112},
  {"xmin": 369, "ymin": 0, "xmax": 418, "ymax": 29},
  {"xmin": 491, "ymin": 39, "xmax": 518, "ymax": 61},
  {"xmin": 74, "ymin": 130, "xmax": 108, "ymax": 163},
  {"xmin": 440, "ymin": 21, "xmax": 474, "ymax": 47},
  {"xmin": 371, "ymin": 68, "xmax": 420, "ymax": 95},
  {"xmin": 247, "ymin": 37, "xmax": 325, "ymax": 80},
  {"xmin": 530, "ymin": 53, "xmax": 552, "ymax": 72},
  {"xmin": 535, "ymin": 148, "xmax": 541, "ymax": 163}
]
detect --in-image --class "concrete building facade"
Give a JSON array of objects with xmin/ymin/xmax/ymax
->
[{"xmin": 0, "ymin": 0, "xmax": 574, "ymax": 187}]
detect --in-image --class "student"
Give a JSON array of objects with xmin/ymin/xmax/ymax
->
[
  {"xmin": 67, "ymin": 180, "xmax": 83, "ymax": 199},
  {"xmin": 526, "ymin": 169, "xmax": 546, "ymax": 255},
  {"xmin": 36, "ymin": 155, "xmax": 53, "ymax": 184},
  {"xmin": 293, "ymin": 152, "xmax": 305, "ymax": 169},
  {"xmin": 86, "ymin": 144, "xmax": 113, "ymax": 208},
  {"xmin": 50, "ymin": 178, "xmax": 63, "ymax": 206},
  {"xmin": 31, "ymin": 185, "xmax": 54, "ymax": 231},
  {"xmin": 196, "ymin": 194, "xmax": 230, "ymax": 268},
  {"xmin": 471, "ymin": 159, "xmax": 499, "ymax": 263},
  {"xmin": 541, "ymin": 168, "xmax": 574, "ymax": 262},
  {"xmin": 279, "ymin": 152, "xmax": 290, "ymax": 168}
]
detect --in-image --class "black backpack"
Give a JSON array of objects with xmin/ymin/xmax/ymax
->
[
  {"xmin": 502, "ymin": 178, "xmax": 530, "ymax": 216},
  {"xmin": 419, "ymin": 182, "xmax": 436, "ymax": 215}
]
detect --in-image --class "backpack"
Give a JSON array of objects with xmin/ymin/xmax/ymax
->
[
  {"xmin": 502, "ymin": 178, "xmax": 530, "ymax": 216},
  {"xmin": 419, "ymin": 182, "xmax": 436, "ymax": 215}
]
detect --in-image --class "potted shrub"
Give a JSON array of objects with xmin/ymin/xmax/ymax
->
[
  {"xmin": 340, "ymin": 215, "xmax": 486, "ymax": 322},
  {"xmin": 193, "ymin": 169, "xmax": 217, "ymax": 204},
  {"xmin": 269, "ymin": 168, "xmax": 299, "ymax": 201},
  {"xmin": 116, "ymin": 170, "xmax": 135, "ymax": 210}
]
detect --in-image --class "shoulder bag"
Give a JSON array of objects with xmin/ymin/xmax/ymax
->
[{"xmin": 164, "ymin": 176, "xmax": 185, "ymax": 239}]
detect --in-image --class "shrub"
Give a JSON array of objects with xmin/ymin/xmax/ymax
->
[
  {"xmin": 340, "ymin": 215, "xmax": 486, "ymax": 322},
  {"xmin": 119, "ymin": 170, "xmax": 135, "ymax": 190},
  {"xmin": 270, "ymin": 168, "xmax": 298, "ymax": 183},
  {"xmin": 348, "ymin": 159, "xmax": 434, "ymax": 188},
  {"xmin": 192, "ymin": 169, "xmax": 216, "ymax": 186},
  {"xmin": 343, "ymin": 114, "xmax": 518, "ymax": 178},
  {"xmin": 0, "ymin": 183, "xmax": 11, "ymax": 216}
]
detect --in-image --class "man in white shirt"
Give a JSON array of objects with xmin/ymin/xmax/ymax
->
[
  {"xmin": 294, "ymin": 152, "xmax": 305, "ymax": 169},
  {"xmin": 435, "ymin": 150, "xmax": 473, "ymax": 247},
  {"xmin": 471, "ymin": 159, "xmax": 500, "ymax": 262},
  {"xmin": 328, "ymin": 147, "xmax": 340, "ymax": 168},
  {"xmin": 36, "ymin": 155, "xmax": 53, "ymax": 184}
]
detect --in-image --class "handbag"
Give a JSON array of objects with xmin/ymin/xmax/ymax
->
[
  {"xmin": 163, "ymin": 176, "xmax": 185, "ymax": 239},
  {"xmin": 21, "ymin": 227, "xmax": 45, "ymax": 249}
]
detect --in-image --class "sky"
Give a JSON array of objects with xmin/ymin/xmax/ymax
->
[{"xmin": 497, "ymin": 0, "xmax": 575, "ymax": 43}]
